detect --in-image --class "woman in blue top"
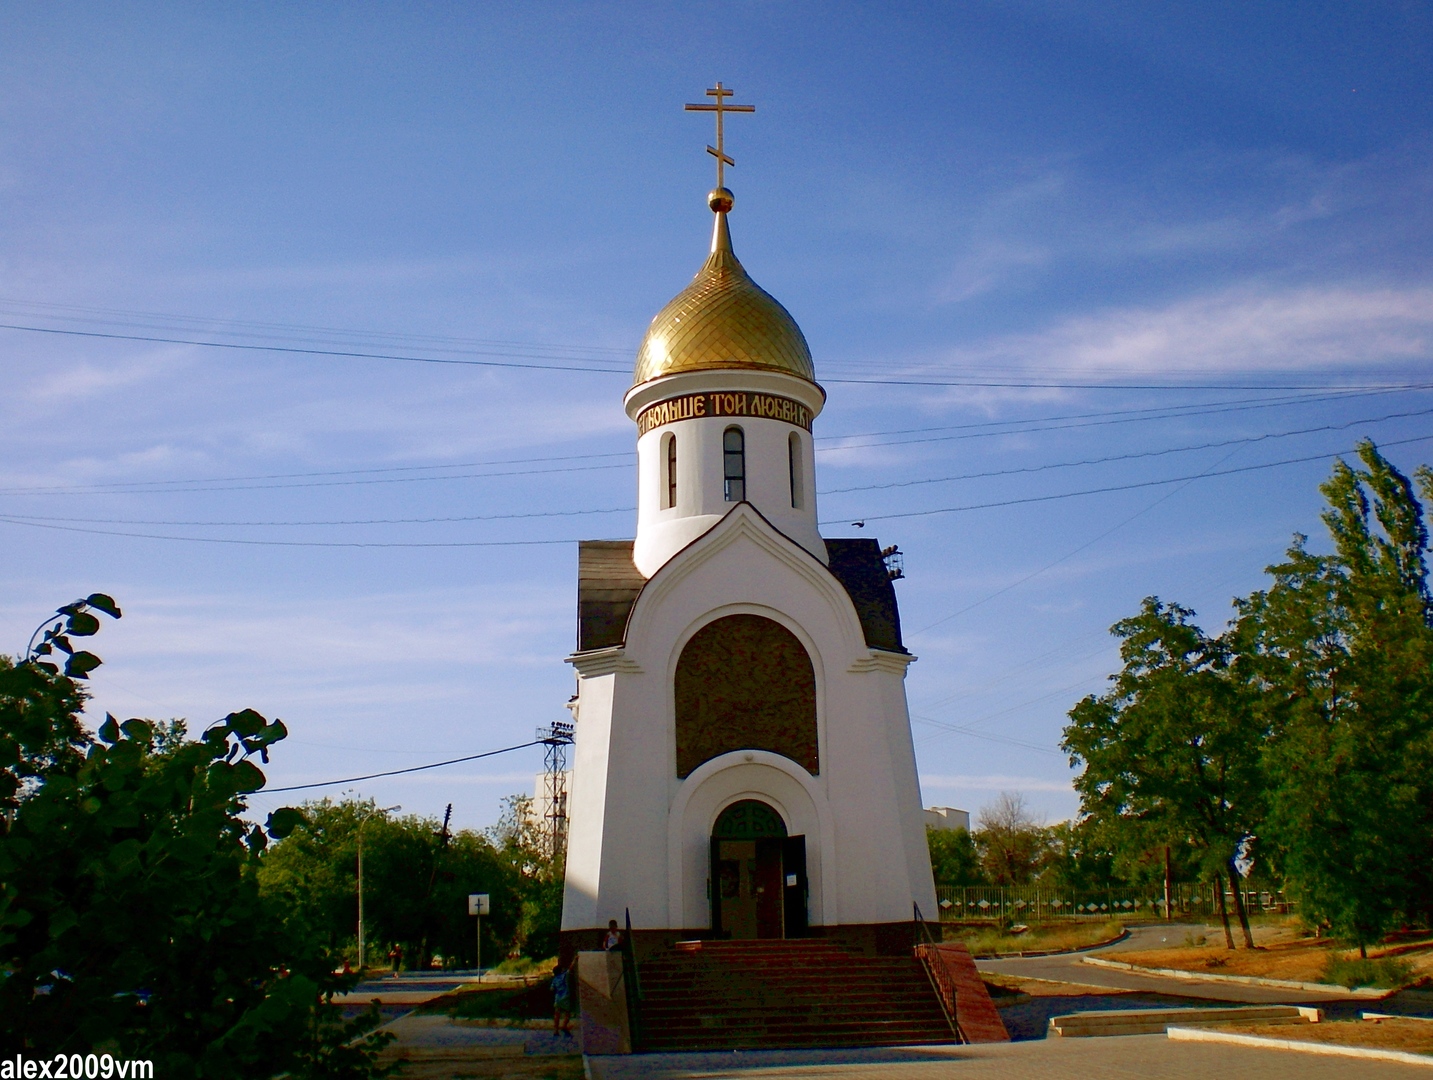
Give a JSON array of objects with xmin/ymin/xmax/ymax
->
[{"xmin": 552, "ymin": 960, "xmax": 575, "ymax": 1036}]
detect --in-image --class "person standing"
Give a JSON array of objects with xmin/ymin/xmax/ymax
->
[
  {"xmin": 551, "ymin": 961, "xmax": 575, "ymax": 1036},
  {"xmin": 602, "ymin": 919, "xmax": 623, "ymax": 951}
]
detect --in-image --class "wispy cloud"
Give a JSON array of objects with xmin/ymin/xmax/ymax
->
[
  {"xmin": 899, "ymin": 283, "xmax": 1433, "ymax": 381},
  {"xmin": 920, "ymin": 773, "xmax": 1073, "ymax": 794}
]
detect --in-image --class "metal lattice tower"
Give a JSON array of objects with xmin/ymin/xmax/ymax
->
[{"xmin": 536, "ymin": 720, "xmax": 575, "ymax": 859}]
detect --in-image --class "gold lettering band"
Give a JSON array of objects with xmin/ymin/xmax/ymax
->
[{"xmin": 636, "ymin": 392, "xmax": 813, "ymax": 437}]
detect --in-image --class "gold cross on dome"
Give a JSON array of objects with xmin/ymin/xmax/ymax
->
[{"xmin": 684, "ymin": 82, "xmax": 755, "ymax": 189}]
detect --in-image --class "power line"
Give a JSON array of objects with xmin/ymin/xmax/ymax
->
[
  {"xmin": 6, "ymin": 436, "xmax": 1430, "ymax": 548},
  {"xmin": 3, "ymin": 505, "xmax": 637, "ymax": 529},
  {"xmin": 0, "ymin": 322, "xmax": 632, "ymax": 374},
  {"xmin": 4, "ymin": 385, "xmax": 1424, "ymax": 499},
  {"xmin": 907, "ymin": 443, "xmax": 1251, "ymax": 638},
  {"xmin": 820, "ymin": 406, "xmax": 1433, "ymax": 496},
  {"xmin": 0, "ymin": 450, "xmax": 631, "ymax": 492},
  {"xmin": 1, "ymin": 319, "xmax": 1422, "ymax": 392},
  {"xmin": 0, "ymin": 517, "xmax": 600, "ymax": 547},
  {"xmin": 0, "ymin": 460, "xmax": 631, "ymax": 497},
  {"xmin": 10, "ymin": 406, "xmax": 1427, "ymax": 530},
  {"xmin": 826, "ymin": 433, "xmax": 1433, "ymax": 526},
  {"xmin": 822, "ymin": 385, "xmax": 1428, "ymax": 452},
  {"xmin": 0, "ymin": 296, "xmax": 634, "ymax": 357},
  {"xmin": 265, "ymin": 739, "xmax": 545, "ymax": 793}
]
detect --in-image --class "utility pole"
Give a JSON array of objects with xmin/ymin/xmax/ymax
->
[
  {"xmin": 536, "ymin": 721, "xmax": 575, "ymax": 860},
  {"xmin": 1164, "ymin": 845, "xmax": 1173, "ymax": 921},
  {"xmin": 357, "ymin": 804, "xmax": 401, "ymax": 970}
]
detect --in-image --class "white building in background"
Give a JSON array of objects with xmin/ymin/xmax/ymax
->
[
  {"xmin": 924, "ymin": 807, "xmax": 972, "ymax": 833},
  {"xmin": 558, "ymin": 176, "xmax": 938, "ymax": 953}
]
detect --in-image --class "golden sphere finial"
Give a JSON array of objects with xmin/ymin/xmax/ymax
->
[{"xmin": 708, "ymin": 187, "xmax": 735, "ymax": 213}]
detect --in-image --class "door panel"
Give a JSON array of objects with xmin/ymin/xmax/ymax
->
[
  {"xmin": 782, "ymin": 835, "xmax": 808, "ymax": 937},
  {"xmin": 755, "ymin": 838, "xmax": 785, "ymax": 939}
]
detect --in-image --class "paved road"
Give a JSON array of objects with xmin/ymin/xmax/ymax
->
[
  {"xmin": 587, "ymin": 1035, "xmax": 1431, "ymax": 1079},
  {"xmin": 977, "ymin": 923, "xmax": 1376, "ymax": 1005}
]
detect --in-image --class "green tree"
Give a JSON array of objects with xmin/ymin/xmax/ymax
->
[
  {"xmin": 488, "ymin": 793, "xmax": 565, "ymax": 961},
  {"xmin": 258, "ymin": 798, "xmax": 521, "ymax": 970},
  {"xmin": 0, "ymin": 599, "xmax": 391, "ymax": 1076},
  {"xmin": 926, "ymin": 826, "xmax": 985, "ymax": 886},
  {"xmin": 1233, "ymin": 442, "xmax": 1433, "ymax": 953},
  {"xmin": 972, "ymin": 792, "xmax": 1053, "ymax": 887},
  {"xmin": 1062, "ymin": 600, "xmax": 1265, "ymax": 948}
]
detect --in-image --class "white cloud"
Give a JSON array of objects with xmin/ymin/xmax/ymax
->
[
  {"xmin": 955, "ymin": 283, "xmax": 1433, "ymax": 378},
  {"xmin": 920, "ymin": 773, "xmax": 1074, "ymax": 794}
]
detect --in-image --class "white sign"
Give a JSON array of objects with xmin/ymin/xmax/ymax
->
[{"xmin": 468, "ymin": 893, "xmax": 490, "ymax": 916}]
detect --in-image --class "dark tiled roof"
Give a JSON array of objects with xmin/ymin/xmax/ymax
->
[
  {"xmin": 824, "ymin": 538, "xmax": 906, "ymax": 653},
  {"xmin": 574, "ymin": 534, "xmax": 905, "ymax": 656},
  {"xmin": 577, "ymin": 540, "xmax": 646, "ymax": 651}
]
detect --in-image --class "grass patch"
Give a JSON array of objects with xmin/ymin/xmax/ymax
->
[
  {"xmin": 489, "ymin": 955, "xmax": 557, "ymax": 978},
  {"xmin": 1322, "ymin": 953, "xmax": 1416, "ymax": 990},
  {"xmin": 948, "ymin": 919, "xmax": 1123, "ymax": 956},
  {"xmin": 420, "ymin": 978, "xmax": 556, "ymax": 1021}
]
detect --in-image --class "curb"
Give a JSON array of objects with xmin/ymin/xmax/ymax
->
[
  {"xmin": 1082, "ymin": 956, "xmax": 1388, "ymax": 997},
  {"xmin": 972, "ymin": 929, "xmax": 1131, "ymax": 960},
  {"xmin": 1167, "ymin": 1025, "xmax": 1433, "ymax": 1067}
]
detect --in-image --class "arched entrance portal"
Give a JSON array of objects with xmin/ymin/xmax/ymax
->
[{"xmin": 710, "ymin": 800, "xmax": 808, "ymax": 939}]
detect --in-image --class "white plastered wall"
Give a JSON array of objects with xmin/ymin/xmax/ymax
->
[
  {"xmin": 560, "ymin": 505, "xmax": 937, "ymax": 932},
  {"xmin": 627, "ymin": 369, "xmax": 826, "ymax": 576}
]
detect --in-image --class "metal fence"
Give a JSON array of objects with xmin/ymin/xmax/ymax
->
[{"xmin": 934, "ymin": 883, "xmax": 1293, "ymax": 921}]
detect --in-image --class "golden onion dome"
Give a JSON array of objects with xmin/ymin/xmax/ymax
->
[{"xmin": 633, "ymin": 188, "xmax": 815, "ymax": 387}]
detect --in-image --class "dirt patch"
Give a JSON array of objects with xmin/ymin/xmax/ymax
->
[
  {"xmin": 1118, "ymin": 931, "xmax": 1433, "ymax": 986},
  {"xmin": 1219, "ymin": 1018, "xmax": 1433, "ymax": 1056}
]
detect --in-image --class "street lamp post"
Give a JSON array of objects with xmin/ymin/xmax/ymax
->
[{"xmin": 357, "ymin": 804, "xmax": 401, "ymax": 972}]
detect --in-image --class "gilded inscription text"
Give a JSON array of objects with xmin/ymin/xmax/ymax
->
[{"xmin": 637, "ymin": 391, "xmax": 812, "ymax": 436}]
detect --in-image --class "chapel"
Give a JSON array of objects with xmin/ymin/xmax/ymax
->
[{"xmin": 559, "ymin": 92, "xmax": 938, "ymax": 956}]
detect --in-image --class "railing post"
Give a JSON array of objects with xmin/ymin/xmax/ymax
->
[{"xmin": 620, "ymin": 907, "xmax": 643, "ymax": 1052}]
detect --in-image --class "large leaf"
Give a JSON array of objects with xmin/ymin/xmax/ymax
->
[
  {"xmin": 84, "ymin": 593, "xmax": 122, "ymax": 618},
  {"xmin": 65, "ymin": 611, "xmax": 101, "ymax": 637},
  {"xmin": 64, "ymin": 651, "xmax": 103, "ymax": 679},
  {"xmin": 266, "ymin": 806, "xmax": 306, "ymax": 839}
]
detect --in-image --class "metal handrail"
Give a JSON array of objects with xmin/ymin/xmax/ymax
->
[
  {"xmin": 912, "ymin": 903, "xmax": 961, "ymax": 1041},
  {"xmin": 620, "ymin": 907, "xmax": 644, "ymax": 1051}
]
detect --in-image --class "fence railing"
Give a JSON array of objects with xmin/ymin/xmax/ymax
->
[
  {"xmin": 912, "ymin": 904, "xmax": 960, "ymax": 1040},
  {"xmin": 934, "ymin": 884, "xmax": 1292, "ymax": 921}
]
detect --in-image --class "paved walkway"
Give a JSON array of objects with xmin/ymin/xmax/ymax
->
[
  {"xmin": 586, "ymin": 1034, "xmax": 1433, "ymax": 1078},
  {"xmin": 978, "ymin": 923, "xmax": 1381, "ymax": 1005},
  {"xmin": 381, "ymin": 1012, "xmax": 578, "ymax": 1056}
]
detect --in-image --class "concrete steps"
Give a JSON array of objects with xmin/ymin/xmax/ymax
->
[
  {"xmin": 1049, "ymin": 1004, "xmax": 1323, "ymax": 1038},
  {"xmin": 635, "ymin": 939, "xmax": 958, "ymax": 1051}
]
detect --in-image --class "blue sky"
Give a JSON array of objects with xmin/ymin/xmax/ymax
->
[{"xmin": 1, "ymin": 2, "xmax": 1430, "ymax": 832}]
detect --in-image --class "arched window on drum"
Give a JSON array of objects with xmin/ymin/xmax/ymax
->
[
  {"xmin": 788, "ymin": 432, "xmax": 803, "ymax": 509},
  {"xmin": 723, "ymin": 427, "xmax": 745, "ymax": 502},
  {"xmin": 662, "ymin": 431, "xmax": 677, "ymax": 509}
]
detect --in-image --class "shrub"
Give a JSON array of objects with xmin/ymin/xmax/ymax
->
[{"xmin": 1321, "ymin": 954, "xmax": 1415, "ymax": 989}]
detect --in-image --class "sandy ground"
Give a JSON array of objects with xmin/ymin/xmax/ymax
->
[
  {"xmin": 1219, "ymin": 1017, "xmax": 1433, "ymax": 1056},
  {"xmin": 1117, "ymin": 929, "xmax": 1433, "ymax": 984}
]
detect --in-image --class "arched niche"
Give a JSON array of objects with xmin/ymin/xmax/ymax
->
[{"xmin": 674, "ymin": 613, "xmax": 818, "ymax": 778}]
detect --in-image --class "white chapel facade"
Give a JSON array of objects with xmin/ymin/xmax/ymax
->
[{"xmin": 560, "ymin": 102, "xmax": 936, "ymax": 951}]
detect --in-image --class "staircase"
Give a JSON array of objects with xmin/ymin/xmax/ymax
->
[{"xmin": 635, "ymin": 939, "xmax": 959, "ymax": 1051}]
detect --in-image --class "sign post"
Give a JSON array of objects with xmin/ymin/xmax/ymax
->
[{"xmin": 468, "ymin": 893, "xmax": 490, "ymax": 981}]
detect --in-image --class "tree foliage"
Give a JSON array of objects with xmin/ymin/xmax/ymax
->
[
  {"xmin": 926, "ymin": 826, "xmax": 983, "ymax": 886},
  {"xmin": 257, "ymin": 798, "xmax": 522, "ymax": 970},
  {"xmin": 0, "ymin": 600, "xmax": 391, "ymax": 1076},
  {"xmin": 1231, "ymin": 443, "xmax": 1433, "ymax": 951},
  {"xmin": 1062, "ymin": 442, "xmax": 1433, "ymax": 951},
  {"xmin": 973, "ymin": 792, "xmax": 1052, "ymax": 886}
]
